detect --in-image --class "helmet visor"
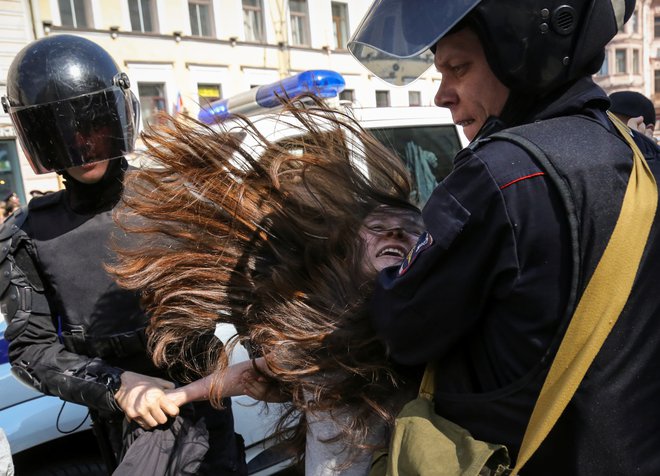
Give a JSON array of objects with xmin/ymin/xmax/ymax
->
[
  {"xmin": 7, "ymin": 86, "xmax": 136, "ymax": 174},
  {"xmin": 348, "ymin": 0, "xmax": 481, "ymax": 85}
]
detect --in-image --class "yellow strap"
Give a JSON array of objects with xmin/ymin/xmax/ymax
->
[
  {"xmin": 419, "ymin": 363, "xmax": 435, "ymax": 400},
  {"xmin": 511, "ymin": 112, "xmax": 658, "ymax": 474}
]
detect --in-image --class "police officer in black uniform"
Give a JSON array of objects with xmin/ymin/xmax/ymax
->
[
  {"xmin": 1, "ymin": 35, "xmax": 245, "ymax": 475},
  {"xmin": 350, "ymin": 1, "xmax": 660, "ymax": 474}
]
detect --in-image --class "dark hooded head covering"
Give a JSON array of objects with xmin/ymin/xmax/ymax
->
[{"xmin": 609, "ymin": 91, "xmax": 656, "ymax": 127}]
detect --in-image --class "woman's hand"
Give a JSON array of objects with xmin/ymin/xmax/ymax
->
[
  {"xmin": 242, "ymin": 357, "xmax": 290, "ymax": 403},
  {"xmin": 243, "ymin": 375, "xmax": 290, "ymax": 402}
]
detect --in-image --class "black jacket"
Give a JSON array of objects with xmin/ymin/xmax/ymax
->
[
  {"xmin": 2, "ymin": 160, "xmax": 155, "ymax": 415},
  {"xmin": 371, "ymin": 78, "xmax": 660, "ymax": 475}
]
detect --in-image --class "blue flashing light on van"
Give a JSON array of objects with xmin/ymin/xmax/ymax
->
[{"xmin": 198, "ymin": 70, "xmax": 345, "ymax": 124}]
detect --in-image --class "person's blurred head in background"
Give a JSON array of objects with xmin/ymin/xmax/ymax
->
[{"xmin": 609, "ymin": 91, "xmax": 656, "ymax": 138}]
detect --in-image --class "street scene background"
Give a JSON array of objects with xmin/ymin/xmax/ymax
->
[{"xmin": 1, "ymin": 0, "xmax": 658, "ymax": 207}]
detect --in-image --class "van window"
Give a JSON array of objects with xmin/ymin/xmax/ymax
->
[{"xmin": 369, "ymin": 125, "xmax": 462, "ymax": 205}]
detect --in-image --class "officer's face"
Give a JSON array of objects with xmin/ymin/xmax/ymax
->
[
  {"xmin": 434, "ymin": 28, "xmax": 510, "ymax": 141},
  {"xmin": 359, "ymin": 207, "xmax": 424, "ymax": 272},
  {"xmin": 66, "ymin": 160, "xmax": 109, "ymax": 184}
]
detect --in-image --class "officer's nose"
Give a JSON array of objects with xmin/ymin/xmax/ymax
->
[{"xmin": 435, "ymin": 80, "xmax": 456, "ymax": 109}]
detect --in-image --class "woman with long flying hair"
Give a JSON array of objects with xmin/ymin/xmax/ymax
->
[{"xmin": 111, "ymin": 96, "xmax": 424, "ymax": 474}]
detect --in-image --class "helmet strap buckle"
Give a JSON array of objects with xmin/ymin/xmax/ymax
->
[{"xmin": 113, "ymin": 72, "xmax": 131, "ymax": 90}]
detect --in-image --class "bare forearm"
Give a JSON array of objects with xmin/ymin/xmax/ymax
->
[{"xmin": 166, "ymin": 360, "xmax": 253, "ymax": 406}]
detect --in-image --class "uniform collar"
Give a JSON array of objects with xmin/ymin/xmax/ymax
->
[{"xmin": 530, "ymin": 77, "xmax": 609, "ymax": 122}]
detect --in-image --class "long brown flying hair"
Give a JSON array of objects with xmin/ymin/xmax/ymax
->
[{"xmin": 111, "ymin": 95, "xmax": 420, "ymax": 457}]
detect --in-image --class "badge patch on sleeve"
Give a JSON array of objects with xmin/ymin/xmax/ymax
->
[{"xmin": 398, "ymin": 231, "xmax": 433, "ymax": 276}]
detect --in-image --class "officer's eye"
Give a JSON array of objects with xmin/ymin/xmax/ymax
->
[{"xmin": 451, "ymin": 63, "xmax": 468, "ymax": 76}]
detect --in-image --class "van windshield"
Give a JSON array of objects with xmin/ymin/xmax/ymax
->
[{"xmin": 370, "ymin": 125, "xmax": 462, "ymax": 206}]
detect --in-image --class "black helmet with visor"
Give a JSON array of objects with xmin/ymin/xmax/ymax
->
[
  {"xmin": 348, "ymin": 0, "xmax": 634, "ymax": 94},
  {"xmin": 2, "ymin": 35, "xmax": 138, "ymax": 174}
]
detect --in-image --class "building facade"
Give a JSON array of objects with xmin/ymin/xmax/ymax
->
[
  {"xmin": 6, "ymin": 1, "xmax": 660, "ymax": 199},
  {"xmin": 0, "ymin": 0, "xmax": 43, "ymax": 202},
  {"xmin": 646, "ymin": 0, "xmax": 660, "ymax": 117},
  {"xmin": 0, "ymin": 0, "xmax": 444, "ymax": 198},
  {"xmin": 594, "ymin": 0, "xmax": 660, "ymax": 131}
]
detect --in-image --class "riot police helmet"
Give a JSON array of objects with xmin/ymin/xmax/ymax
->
[
  {"xmin": 348, "ymin": 0, "xmax": 635, "ymax": 94},
  {"xmin": 1, "ymin": 35, "xmax": 139, "ymax": 174}
]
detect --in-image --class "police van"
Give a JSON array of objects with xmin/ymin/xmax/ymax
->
[{"xmin": 0, "ymin": 70, "xmax": 467, "ymax": 476}]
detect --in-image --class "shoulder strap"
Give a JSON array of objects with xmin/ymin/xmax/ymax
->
[
  {"xmin": 511, "ymin": 111, "xmax": 657, "ymax": 474},
  {"xmin": 418, "ymin": 112, "xmax": 657, "ymax": 473}
]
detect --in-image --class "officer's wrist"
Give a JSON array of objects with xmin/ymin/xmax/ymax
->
[{"xmin": 106, "ymin": 369, "xmax": 125, "ymax": 395}]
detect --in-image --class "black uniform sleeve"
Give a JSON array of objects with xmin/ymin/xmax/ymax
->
[
  {"xmin": 370, "ymin": 144, "xmax": 568, "ymax": 379},
  {"xmin": 370, "ymin": 151, "xmax": 517, "ymax": 365},
  {"xmin": 2, "ymin": 227, "xmax": 123, "ymax": 416}
]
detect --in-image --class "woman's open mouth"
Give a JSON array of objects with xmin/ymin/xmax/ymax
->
[{"xmin": 376, "ymin": 245, "xmax": 407, "ymax": 259}]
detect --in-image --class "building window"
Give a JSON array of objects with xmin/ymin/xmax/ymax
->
[
  {"xmin": 597, "ymin": 51, "xmax": 609, "ymax": 76},
  {"xmin": 655, "ymin": 70, "xmax": 660, "ymax": 95},
  {"xmin": 375, "ymin": 90, "xmax": 390, "ymax": 107},
  {"xmin": 198, "ymin": 83, "xmax": 222, "ymax": 108},
  {"xmin": 633, "ymin": 49, "xmax": 640, "ymax": 75},
  {"xmin": 290, "ymin": 0, "xmax": 310, "ymax": 46},
  {"xmin": 615, "ymin": 49, "xmax": 627, "ymax": 74},
  {"xmin": 331, "ymin": 2, "xmax": 349, "ymax": 50},
  {"xmin": 339, "ymin": 89, "xmax": 354, "ymax": 102},
  {"xmin": 243, "ymin": 0, "xmax": 265, "ymax": 42},
  {"xmin": 189, "ymin": 0, "xmax": 214, "ymax": 37},
  {"xmin": 408, "ymin": 91, "xmax": 422, "ymax": 107},
  {"xmin": 129, "ymin": 0, "xmax": 157, "ymax": 33},
  {"xmin": 655, "ymin": 16, "xmax": 660, "ymax": 37},
  {"xmin": 138, "ymin": 82, "xmax": 167, "ymax": 127},
  {"xmin": 0, "ymin": 141, "xmax": 25, "ymax": 206},
  {"xmin": 629, "ymin": 9, "xmax": 639, "ymax": 34},
  {"xmin": 58, "ymin": 0, "xmax": 91, "ymax": 28}
]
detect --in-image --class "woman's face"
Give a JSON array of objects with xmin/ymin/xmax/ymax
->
[{"xmin": 359, "ymin": 206, "xmax": 424, "ymax": 272}]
